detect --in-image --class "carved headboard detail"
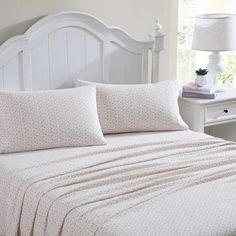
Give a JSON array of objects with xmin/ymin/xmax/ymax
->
[{"xmin": 0, "ymin": 11, "xmax": 164, "ymax": 91}]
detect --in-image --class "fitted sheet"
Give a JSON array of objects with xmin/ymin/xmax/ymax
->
[{"xmin": 0, "ymin": 130, "xmax": 236, "ymax": 235}]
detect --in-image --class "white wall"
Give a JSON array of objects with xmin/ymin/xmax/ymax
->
[
  {"xmin": 0, "ymin": 0, "xmax": 178, "ymax": 81},
  {"xmin": 0, "ymin": 0, "xmax": 81, "ymax": 43},
  {"xmin": 77, "ymin": 0, "xmax": 178, "ymax": 81}
]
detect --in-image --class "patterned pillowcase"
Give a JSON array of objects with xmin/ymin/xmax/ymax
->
[
  {"xmin": 0, "ymin": 87, "xmax": 106, "ymax": 153},
  {"xmin": 75, "ymin": 80, "xmax": 188, "ymax": 134}
]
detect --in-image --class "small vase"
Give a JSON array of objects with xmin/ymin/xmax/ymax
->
[{"xmin": 195, "ymin": 75, "xmax": 207, "ymax": 87}]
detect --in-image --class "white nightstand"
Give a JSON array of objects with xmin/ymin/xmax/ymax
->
[{"xmin": 178, "ymin": 89, "xmax": 236, "ymax": 133}]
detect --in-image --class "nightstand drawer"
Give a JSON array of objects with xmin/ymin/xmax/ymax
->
[
  {"xmin": 179, "ymin": 90, "xmax": 236, "ymax": 133},
  {"xmin": 205, "ymin": 102, "xmax": 236, "ymax": 124}
]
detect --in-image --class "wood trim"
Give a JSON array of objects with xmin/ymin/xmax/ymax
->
[{"xmin": 0, "ymin": 11, "xmax": 165, "ymax": 90}]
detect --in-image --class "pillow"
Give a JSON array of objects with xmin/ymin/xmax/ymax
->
[
  {"xmin": 0, "ymin": 87, "xmax": 106, "ymax": 153},
  {"xmin": 75, "ymin": 80, "xmax": 188, "ymax": 134}
]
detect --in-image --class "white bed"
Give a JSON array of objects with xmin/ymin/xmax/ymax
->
[
  {"xmin": 0, "ymin": 11, "xmax": 236, "ymax": 236},
  {"xmin": 1, "ymin": 130, "xmax": 236, "ymax": 235}
]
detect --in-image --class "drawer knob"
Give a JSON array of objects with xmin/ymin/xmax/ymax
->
[{"xmin": 224, "ymin": 109, "xmax": 228, "ymax": 113}]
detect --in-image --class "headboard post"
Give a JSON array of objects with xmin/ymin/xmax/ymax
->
[{"xmin": 150, "ymin": 20, "xmax": 165, "ymax": 83}]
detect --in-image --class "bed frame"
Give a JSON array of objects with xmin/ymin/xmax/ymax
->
[{"xmin": 0, "ymin": 11, "xmax": 164, "ymax": 91}]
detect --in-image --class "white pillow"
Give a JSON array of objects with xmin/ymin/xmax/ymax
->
[
  {"xmin": 0, "ymin": 87, "xmax": 106, "ymax": 153},
  {"xmin": 75, "ymin": 80, "xmax": 188, "ymax": 134}
]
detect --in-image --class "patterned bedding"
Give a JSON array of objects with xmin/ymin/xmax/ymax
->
[{"xmin": 0, "ymin": 130, "xmax": 236, "ymax": 236}]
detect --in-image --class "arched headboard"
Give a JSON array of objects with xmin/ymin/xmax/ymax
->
[{"xmin": 0, "ymin": 11, "xmax": 164, "ymax": 91}]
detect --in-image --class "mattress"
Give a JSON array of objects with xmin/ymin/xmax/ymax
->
[{"xmin": 0, "ymin": 130, "xmax": 236, "ymax": 236}]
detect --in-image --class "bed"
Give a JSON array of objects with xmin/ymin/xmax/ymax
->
[{"xmin": 0, "ymin": 11, "xmax": 236, "ymax": 236}]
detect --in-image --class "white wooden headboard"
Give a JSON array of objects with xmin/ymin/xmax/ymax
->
[{"xmin": 0, "ymin": 11, "xmax": 164, "ymax": 91}]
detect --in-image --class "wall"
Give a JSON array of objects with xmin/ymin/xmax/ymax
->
[
  {"xmin": 77, "ymin": 0, "xmax": 178, "ymax": 81},
  {"xmin": 0, "ymin": 0, "xmax": 81, "ymax": 43},
  {"xmin": 0, "ymin": 0, "xmax": 178, "ymax": 81}
]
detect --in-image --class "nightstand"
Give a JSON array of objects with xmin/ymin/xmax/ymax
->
[{"xmin": 178, "ymin": 89, "xmax": 236, "ymax": 133}]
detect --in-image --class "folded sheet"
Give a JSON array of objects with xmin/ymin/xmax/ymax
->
[{"xmin": 1, "ymin": 131, "xmax": 236, "ymax": 236}]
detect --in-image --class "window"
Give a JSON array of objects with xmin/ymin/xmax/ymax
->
[{"xmin": 177, "ymin": 0, "xmax": 236, "ymax": 86}]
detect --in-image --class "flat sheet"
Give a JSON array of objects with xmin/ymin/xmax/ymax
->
[{"xmin": 0, "ymin": 130, "xmax": 236, "ymax": 236}]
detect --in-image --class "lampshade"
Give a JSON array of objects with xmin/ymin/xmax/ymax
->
[{"xmin": 192, "ymin": 14, "xmax": 236, "ymax": 51}]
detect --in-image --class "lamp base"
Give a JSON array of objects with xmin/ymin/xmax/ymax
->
[{"xmin": 206, "ymin": 51, "xmax": 224, "ymax": 85}]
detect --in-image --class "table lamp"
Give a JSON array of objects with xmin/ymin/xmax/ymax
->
[{"xmin": 192, "ymin": 14, "xmax": 236, "ymax": 84}]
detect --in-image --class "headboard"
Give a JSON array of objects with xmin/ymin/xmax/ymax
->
[{"xmin": 0, "ymin": 11, "xmax": 164, "ymax": 91}]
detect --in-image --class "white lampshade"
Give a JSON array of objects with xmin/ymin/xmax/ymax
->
[{"xmin": 192, "ymin": 14, "xmax": 236, "ymax": 51}]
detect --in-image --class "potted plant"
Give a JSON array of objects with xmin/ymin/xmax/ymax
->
[{"xmin": 195, "ymin": 68, "xmax": 208, "ymax": 86}]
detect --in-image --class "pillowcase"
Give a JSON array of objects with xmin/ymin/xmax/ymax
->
[
  {"xmin": 0, "ymin": 87, "xmax": 106, "ymax": 153},
  {"xmin": 75, "ymin": 80, "xmax": 188, "ymax": 134}
]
